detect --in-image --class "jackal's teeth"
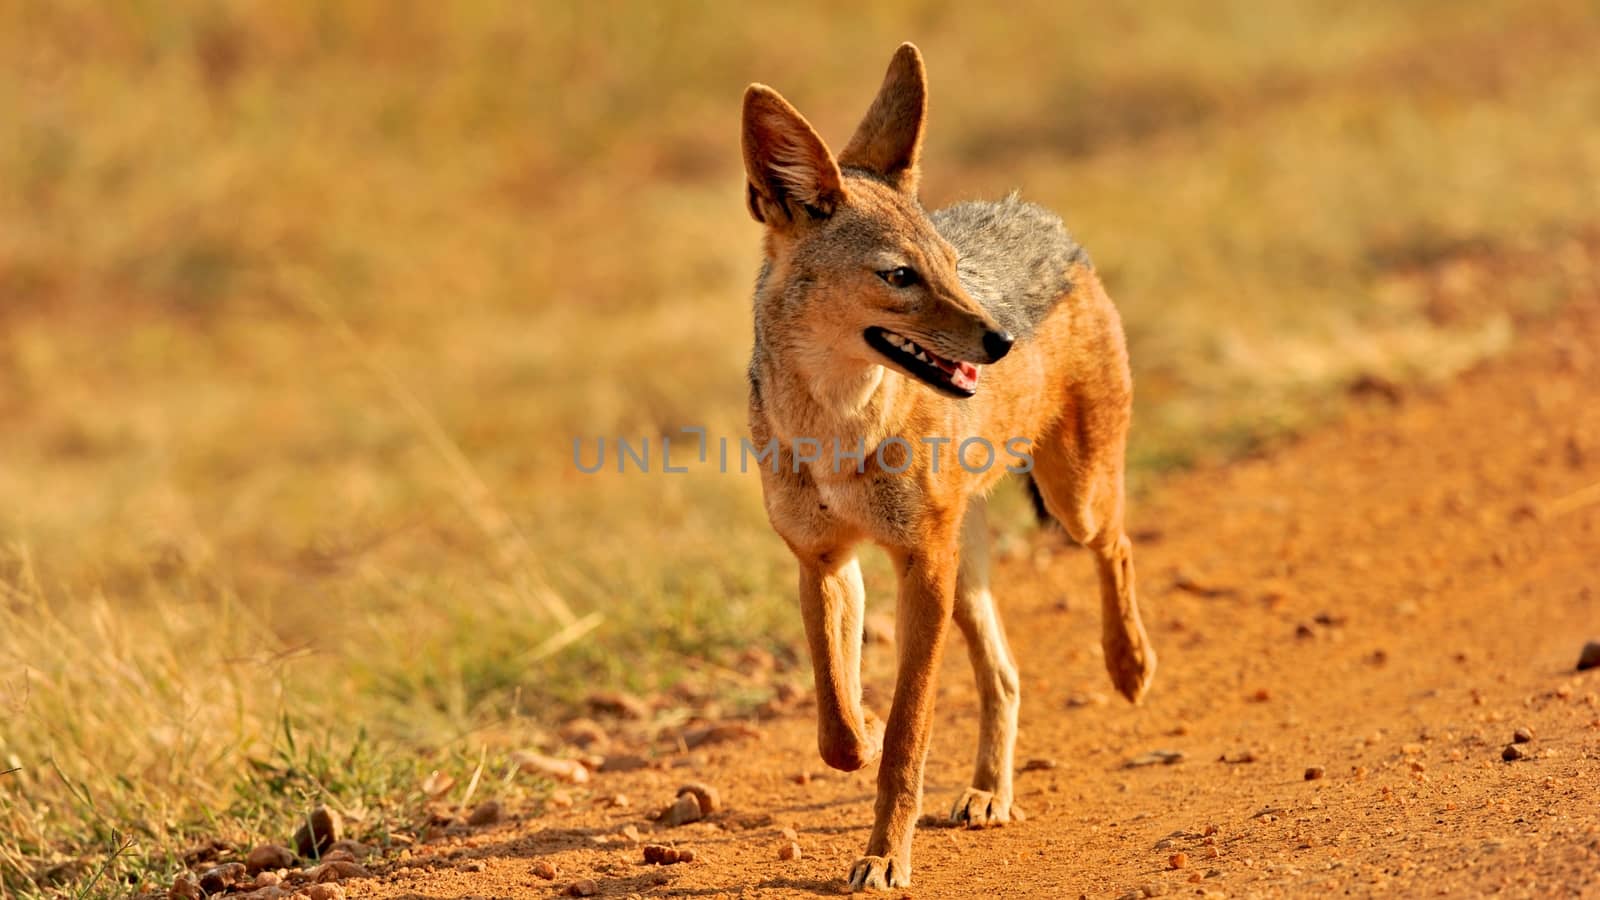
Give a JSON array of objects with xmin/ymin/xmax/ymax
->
[{"xmin": 885, "ymin": 333, "xmax": 906, "ymax": 347}]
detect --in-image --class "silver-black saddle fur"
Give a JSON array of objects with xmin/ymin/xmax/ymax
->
[{"xmin": 930, "ymin": 192, "xmax": 1089, "ymax": 341}]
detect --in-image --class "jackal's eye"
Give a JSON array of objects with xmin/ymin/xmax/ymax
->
[{"xmin": 877, "ymin": 267, "xmax": 919, "ymax": 289}]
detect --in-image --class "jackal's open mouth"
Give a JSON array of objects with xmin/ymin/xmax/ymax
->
[{"xmin": 863, "ymin": 326, "xmax": 981, "ymax": 398}]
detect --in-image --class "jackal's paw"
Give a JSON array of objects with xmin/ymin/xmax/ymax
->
[
  {"xmin": 949, "ymin": 787, "xmax": 1022, "ymax": 829},
  {"xmin": 819, "ymin": 711, "xmax": 885, "ymax": 772},
  {"xmin": 1103, "ymin": 631, "xmax": 1157, "ymax": 705},
  {"xmin": 847, "ymin": 855, "xmax": 909, "ymax": 891}
]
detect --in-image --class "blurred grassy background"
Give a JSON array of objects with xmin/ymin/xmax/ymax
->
[{"xmin": 4, "ymin": 0, "xmax": 1600, "ymax": 892}]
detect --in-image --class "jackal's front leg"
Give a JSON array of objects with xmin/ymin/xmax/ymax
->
[
  {"xmin": 847, "ymin": 542, "xmax": 957, "ymax": 891},
  {"xmin": 798, "ymin": 552, "xmax": 882, "ymax": 772}
]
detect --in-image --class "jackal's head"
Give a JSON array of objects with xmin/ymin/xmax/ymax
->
[{"xmin": 742, "ymin": 44, "xmax": 1011, "ymax": 399}]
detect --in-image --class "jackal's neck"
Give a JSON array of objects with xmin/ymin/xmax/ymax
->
[
  {"xmin": 756, "ymin": 345, "xmax": 901, "ymax": 454},
  {"xmin": 809, "ymin": 365, "xmax": 885, "ymax": 419}
]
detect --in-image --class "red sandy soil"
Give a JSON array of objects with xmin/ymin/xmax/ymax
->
[{"xmin": 350, "ymin": 302, "xmax": 1600, "ymax": 899}]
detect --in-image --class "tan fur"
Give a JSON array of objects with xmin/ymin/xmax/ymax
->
[{"xmin": 741, "ymin": 43, "xmax": 1155, "ymax": 891}]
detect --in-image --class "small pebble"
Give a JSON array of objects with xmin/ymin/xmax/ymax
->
[
  {"xmin": 779, "ymin": 841, "xmax": 803, "ymax": 861},
  {"xmin": 1512, "ymin": 727, "xmax": 1534, "ymax": 744},
  {"xmin": 566, "ymin": 878, "xmax": 599, "ymax": 897},
  {"xmin": 247, "ymin": 844, "xmax": 296, "ymax": 874},
  {"xmin": 532, "ymin": 861, "xmax": 558, "ymax": 880},
  {"xmin": 468, "ymin": 800, "xmax": 503, "ymax": 826},
  {"xmin": 293, "ymin": 806, "xmax": 343, "ymax": 858},
  {"xmin": 644, "ymin": 844, "xmax": 680, "ymax": 865},
  {"xmin": 199, "ymin": 862, "xmax": 246, "ymax": 894},
  {"xmin": 1577, "ymin": 640, "xmax": 1600, "ymax": 672},
  {"xmin": 327, "ymin": 840, "xmax": 369, "ymax": 859},
  {"xmin": 1304, "ymin": 766, "xmax": 1325, "ymax": 781},
  {"xmin": 677, "ymin": 782, "xmax": 722, "ymax": 815},
  {"xmin": 679, "ymin": 721, "xmax": 762, "ymax": 749},
  {"xmin": 168, "ymin": 873, "xmax": 201, "ymax": 900},
  {"xmin": 663, "ymin": 793, "xmax": 704, "ymax": 827},
  {"xmin": 306, "ymin": 885, "xmax": 346, "ymax": 900},
  {"xmin": 511, "ymin": 751, "xmax": 590, "ymax": 785},
  {"xmin": 1168, "ymin": 852, "xmax": 1188, "ymax": 869},
  {"xmin": 561, "ymin": 717, "xmax": 611, "ymax": 751},
  {"xmin": 1124, "ymin": 749, "xmax": 1186, "ymax": 768},
  {"xmin": 1502, "ymin": 744, "xmax": 1530, "ymax": 761},
  {"xmin": 310, "ymin": 860, "xmax": 371, "ymax": 883},
  {"xmin": 599, "ymin": 753, "xmax": 651, "ymax": 773}
]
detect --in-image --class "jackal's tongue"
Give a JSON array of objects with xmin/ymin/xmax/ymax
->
[
  {"xmin": 930, "ymin": 354, "xmax": 980, "ymax": 380},
  {"xmin": 950, "ymin": 361, "xmax": 980, "ymax": 392}
]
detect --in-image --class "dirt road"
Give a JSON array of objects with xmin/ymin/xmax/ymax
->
[{"xmin": 351, "ymin": 302, "xmax": 1600, "ymax": 899}]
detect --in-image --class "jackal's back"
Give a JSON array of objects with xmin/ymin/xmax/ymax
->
[{"xmin": 930, "ymin": 193, "xmax": 1089, "ymax": 340}]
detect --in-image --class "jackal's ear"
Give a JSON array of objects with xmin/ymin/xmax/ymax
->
[
  {"xmin": 742, "ymin": 85, "xmax": 845, "ymax": 226},
  {"xmin": 838, "ymin": 43, "xmax": 927, "ymax": 195}
]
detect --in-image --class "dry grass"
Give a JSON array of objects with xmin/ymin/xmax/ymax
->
[{"xmin": 4, "ymin": 0, "xmax": 1600, "ymax": 893}]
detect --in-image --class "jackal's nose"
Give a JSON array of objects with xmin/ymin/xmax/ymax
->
[{"xmin": 982, "ymin": 329, "xmax": 1014, "ymax": 363}]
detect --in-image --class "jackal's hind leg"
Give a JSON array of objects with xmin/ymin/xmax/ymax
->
[
  {"xmin": 1030, "ymin": 402, "xmax": 1156, "ymax": 705},
  {"xmin": 949, "ymin": 499, "xmax": 1021, "ymax": 827},
  {"xmin": 1091, "ymin": 528, "xmax": 1154, "ymax": 704}
]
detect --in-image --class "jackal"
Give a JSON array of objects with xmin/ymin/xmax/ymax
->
[{"xmin": 741, "ymin": 43, "xmax": 1156, "ymax": 890}]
